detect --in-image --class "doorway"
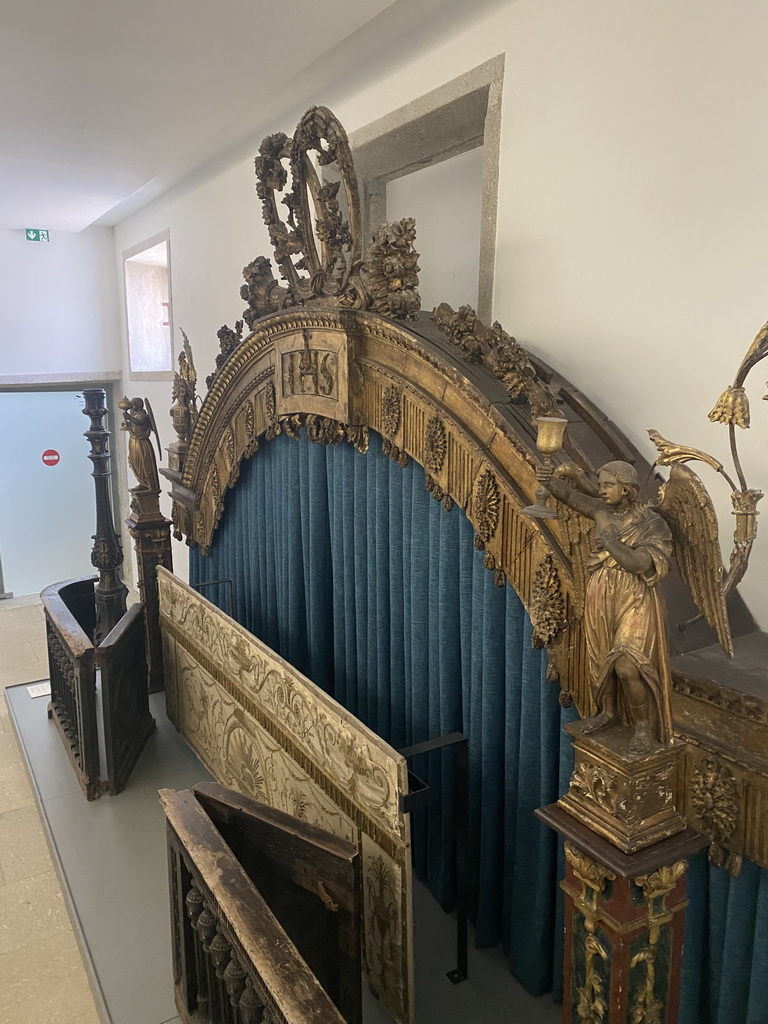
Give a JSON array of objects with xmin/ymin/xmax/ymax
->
[{"xmin": 0, "ymin": 388, "xmax": 115, "ymax": 597}]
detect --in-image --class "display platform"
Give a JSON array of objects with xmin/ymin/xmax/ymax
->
[{"xmin": 5, "ymin": 681, "xmax": 560, "ymax": 1024}]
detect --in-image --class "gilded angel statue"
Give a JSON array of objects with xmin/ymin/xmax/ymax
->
[
  {"xmin": 119, "ymin": 395, "xmax": 162, "ymax": 492},
  {"xmin": 538, "ymin": 458, "xmax": 732, "ymax": 755},
  {"xmin": 170, "ymin": 329, "xmax": 199, "ymax": 446}
]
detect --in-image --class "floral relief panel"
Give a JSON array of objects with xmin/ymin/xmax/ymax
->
[{"xmin": 158, "ymin": 567, "xmax": 414, "ymax": 1024}]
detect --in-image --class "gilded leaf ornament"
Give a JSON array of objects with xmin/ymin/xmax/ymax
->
[
  {"xmin": 424, "ymin": 415, "xmax": 446, "ymax": 475},
  {"xmin": 634, "ymin": 861, "xmax": 686, "ymax": 902},
  {"xmin": 360, "ymin": 219, "xmax": 421, "ymax": 321},
  {"xmin": 473, "ymin": 470, "xmax": 501, "ymax": 548},
  {"xmin": 530, "ymin": 553, "xmax": 566, "ymax": 648},
  {"xmin": 432, "ymin": 302, "xmax": 559, "ymax": 421},
  {"xmin": 381, "ymin": 385, "xmax": 402, "ymax": 438},
  {"xmin": 708, "ymin": 318, "xmax": 768, "ymax": 429},
  {"xmin": 691, "ymin": 756, "xmax": 740, "ymax": 845},
  {"xmin": 643, "ymin": 316, "xmax": 767, "ymax": 646}
]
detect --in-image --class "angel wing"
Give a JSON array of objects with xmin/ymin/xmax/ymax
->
[
  {"xmin": 144, "ymin": 397, "xmax": 162, "ymax": 461},
  {"xmin": 180, "ymin": 329, "xmax": 197, "ymax": 389},
  {"xmin": 656, "ymin": 463, "xmax": 733, "ymax": 657}
]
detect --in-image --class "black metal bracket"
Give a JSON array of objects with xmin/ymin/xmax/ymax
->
[
  {"xmin": 189, "ymin": 578, "xmax": 234, "ymax": 618},
  {"xmin": 399, "ymin": 732, "xmax": 469, "ymax": 985}
]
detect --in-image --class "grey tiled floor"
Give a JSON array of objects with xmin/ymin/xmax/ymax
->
[{"xmin": 0, "ymin": 596, "xmax": 101, "ymax": 1024}]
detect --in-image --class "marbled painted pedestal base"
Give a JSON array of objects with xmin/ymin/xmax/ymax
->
[{"xmin": 536, "ymin": 804, "xmax": 707, "ymax": 1024}]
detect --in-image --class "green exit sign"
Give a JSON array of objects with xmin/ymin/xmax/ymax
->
[{"xmin": 25, "ymin": 228, "xmax": 50, "ymax": 242}]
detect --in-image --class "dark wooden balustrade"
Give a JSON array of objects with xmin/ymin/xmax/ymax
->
[
  {"xmin": 42, "ymin": 576, "xmax": 154, "ymax": 799},
  {"xmin": 161, "ymin": 785, "xmax": 361, "ymax": 1024},
  {"xmin": 43, "ymin": 577, "xmax": 100, "ymax": 799}
]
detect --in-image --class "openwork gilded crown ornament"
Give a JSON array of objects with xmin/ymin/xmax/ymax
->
[{"xmin": 234, "ymin": 106, "xmax": 421, "ymax": 328}]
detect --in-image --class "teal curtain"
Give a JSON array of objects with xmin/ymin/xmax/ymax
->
[
  {"xmin": 189, "ymin": 430, "xmax": 768, "ymax": 1022},
  {"xmin": 681, "ymin": 854, "xmax": 768, "ymax": 1024},
  {"xmin": 191, "ymin": 431, "xmax": 574, "ymax": 993}
]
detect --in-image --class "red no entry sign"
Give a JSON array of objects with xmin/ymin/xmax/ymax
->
[{"xmin": 42, "ymin": 449, "xmax": 60, "ymax": 466}]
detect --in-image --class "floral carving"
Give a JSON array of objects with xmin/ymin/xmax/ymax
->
[
  {"xmin": 224, "ymin": 425, "xmax": 236, "ymax": 471},
  {"xmin": 432, "ymin": 302, "xmax": 559, "ymax": 421},
  {"xmin": 305, "ymin": 415, "xmax": 345, "ymax": 446},
  {"xmin": 237, "ymin": 107, "xmax": 430, "ymax": 323},
  {"xmin": 360, "ymin": 218, "xmax": 420, "ymax": 321},
  {"xmin": 569, "ymin": 763, "xmax": 628, "ymax": 821},
  {"xmin": 240, "ymin": 256, "xmax": 290, "ymax": 329},
  {"xmin": 634, "ymin": 861, "xmax": 686, "ymax": 901},
  {"xmin": 424, "ymin": 415, "xmax": 446, "ymax": 475},
  {"xmin": 206, "ymin": 321, "xmax": 244, "ymax": 391},
  {"xmin": 381, "ymin": 385, "xmax": 401, "ymax": 438},
  {"xmin": 530, "ymin": 553, "xmax": 566, "ymax": 648},
  {"xmin": 265, "ymin": 381, "xmax": 276, "ymax": 422},
  {"xmin": 709, "ymin": 385, "xmax": 750, "ymax": 429},
  {"xmin": 564, "ymin": 843, "xmax": 616, "ymax": 892},
  {"xmin": 691, "ymin": 756, "xmax": 740, "ymax": 844},
  {"xmin": 225, "ymin": 728, "xmax": 266, "ymax": 800},
  {"xmin": 473, "ymin": 470, "xmax": 500, "ymax": 548}
]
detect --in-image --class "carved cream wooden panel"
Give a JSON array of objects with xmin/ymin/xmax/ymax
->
[{"xmin": 157, "ymin": 567, "xmax": 414, "ymax": 1024}]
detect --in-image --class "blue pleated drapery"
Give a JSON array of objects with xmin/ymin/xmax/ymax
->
[{"xmin": 190, "ymin": 429, "xmax": 768, "ymax": 1022}]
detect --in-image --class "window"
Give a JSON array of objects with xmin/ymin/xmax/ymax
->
[
  {"xmin": 124, "ymin": 234, "xmax": 172, "ymax": 377},
  {"xmin": 350, "ymin": 56, "xmax": 504, "ymax": 323}
]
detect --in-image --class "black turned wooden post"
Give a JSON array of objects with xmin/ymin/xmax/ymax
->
[{"xmin": 82, "ymin": 388, "xmax": 128, "ymax": 644}]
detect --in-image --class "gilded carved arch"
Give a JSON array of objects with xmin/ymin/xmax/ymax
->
[
  {"xmin": 167, "ymin": 299, "xmax": 630, "ymax": 717},
  {"xmin": 161, "ymin": 107, "xmax": 768, "ymax": 877},
  {"xmin": 163, "ymin": 106, "xmax": 651, "ymax": 720}
]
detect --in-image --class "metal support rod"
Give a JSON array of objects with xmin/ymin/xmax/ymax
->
[
  {"xmin": 190, "ymin": 579, "xmax": 235, "ymax": 619},
  {"xmin": 399, "ymin": 732, "xmax": 469, "ymax": 984}
]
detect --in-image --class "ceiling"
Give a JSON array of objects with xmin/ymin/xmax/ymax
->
[{"xmin": 0, "ymin": 0, "xmax": 470, "ymax": 234}]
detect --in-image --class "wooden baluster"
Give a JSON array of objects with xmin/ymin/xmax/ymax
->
[
  {"xmin": 210, "ymin": 927, "xmax": 232, "ymax": 1023},
  {"xmin": 185, "ymin": 884, "xmax": 209, "ymax": 1015},
  {"xmin": 238, "ymin": 978, "xmax": 265, "ymax": 1024},
  {"xmin": 196, "ymin": 904, "xmax": 217, "ymax": 1020},
  {"xmin": 223, "ymin": 954, "xmax": 246, "ymax": 1017}
]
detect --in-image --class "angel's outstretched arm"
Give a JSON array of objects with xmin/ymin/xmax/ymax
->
[{"xmin": 537, "ymin": 464, "xmax": 602, "ymax": 519}]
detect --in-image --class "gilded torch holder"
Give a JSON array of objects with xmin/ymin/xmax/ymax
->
[{"xmin": 558, "ymin": 721, "xmax": 687, "ymax": 854}]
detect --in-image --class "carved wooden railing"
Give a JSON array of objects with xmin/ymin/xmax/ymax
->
[
  {"xmin": 161, "ymin": 786, "xmax": 360, "ymax": 1024},
  {"xmin": 43, "ymin": 577, "xmax": 100, "ymax": 799},
  {"xmin": 42, "ymin": 577, "xmax": 155, "ymax": 799}
]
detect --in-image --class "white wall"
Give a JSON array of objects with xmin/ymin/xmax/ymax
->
[
  {"xmin": 0, "ymin": 226, "xmax": 120, "ymax": 375},
  {"xmin": 113, "ymin": 0, "xmax": 768, "ymax": 630},
  {"xmin": 387, "ymin": 147, "xmax": 484, "ymax": 312}
]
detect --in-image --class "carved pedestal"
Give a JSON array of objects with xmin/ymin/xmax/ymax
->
[
  {"xmin": 126, "ymin": 488, "xmax": 172, "ymax": 693},
  {"xmin": 537, "ymin": 804, "xmax": 708, "ymax": 1024},
  {"xmin": 558, "ymin": 721, "xmax": 687, "ymax": 854}
]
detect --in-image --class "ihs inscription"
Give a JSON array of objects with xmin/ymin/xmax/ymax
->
[{"xmin": 282, "ymin": 341, "xmax": 337, "ymax": 398}]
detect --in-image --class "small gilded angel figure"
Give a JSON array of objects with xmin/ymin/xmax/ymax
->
[
  {"xmin": 119, "ymin": 396, "xmax": 161, "ymax": 492},
  {"xmin": 538, "ymin": 459, "xmax": 731, "ymax": 755}
]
